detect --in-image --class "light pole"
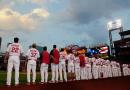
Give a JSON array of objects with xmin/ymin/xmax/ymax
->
[{"xmin": 107, "ymin": 19, "xmax": 123, "ymax": 56}]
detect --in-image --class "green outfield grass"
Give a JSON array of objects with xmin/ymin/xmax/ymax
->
[{"xmin": 0, "ymin": 71, "xmax": 52, "ymax": 85}]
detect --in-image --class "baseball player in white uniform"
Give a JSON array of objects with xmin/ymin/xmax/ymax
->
[
  {"xmin": 116, "ymin": 62, "xmax": 122, "ymax": 77},
  {"xmin": 122, "ymin": 64, "xmax": 130, "ymax": 76},
  {"xmin": 105, "ymin": 60, "xmax": 112, "ymax": 78},
  {"xmin": 111, "ymin": 61, "xmax": 118, "ymax": 77},
  {"xmin": 26, "ymin": 43, "xmax": 40, "ymax": 85},
  {"xmin": 67, "ymin": 50, "xmax": 75, "ymax": 81},
  {"xmin": 59, "ymin": 48, "xmax": 67, "ymax": 82},
  {"xmin": 74, "ymin": 53, "xmax": 80, "ymax": 80},
  {"xmin": 5, "ymin": 37, "xmax": 23, "ymax": 86},
  {"xmin": 85, "ymin": 57, "xmax": 92, "ymax": 80},
  {"xmin": 92, "ymin": 57, "xmax": 99, "ymax": 79}
]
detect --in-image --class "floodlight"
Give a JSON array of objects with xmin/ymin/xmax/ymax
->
[
  {"xmin": 107, "ymin": 21, "xmax": 113, "ymax": 30},
  {"xmin": 107, "ymin": 19, "xmax": 122, "ymax": 30},
  {"xmin": 115, "ymin": 19, "xmax": 122, "ymax": 28}
]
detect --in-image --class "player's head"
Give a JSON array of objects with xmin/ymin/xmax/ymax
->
[
  {"xmin": 14, "ymin": 37, "xmax": 19, "ymax": 43},
  {"xmin": 43, "ymin": 46, "xmax": 47, "ymax": 51},
  {"xmin": 53, "ymin": 45, "xmax": 56, "ymax": 49},
  {"xmin": 75, "ymin": 52, "xmax": 79, "ymax": 57},
  {"xmin": 32, "ymin": 43, "xmax": 36, "ymax": 48},
  {"xmin": 60, "ymin": 48, "xmax": 64, "ymax": 52},
  {"xmin": 67, "ymin": 49, "xmax": 72, "ymax": 54}
]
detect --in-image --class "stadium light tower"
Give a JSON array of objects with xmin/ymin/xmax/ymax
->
[{"xmin": 107, "ymin": 19, "xmax": 123, "ymax": 56}]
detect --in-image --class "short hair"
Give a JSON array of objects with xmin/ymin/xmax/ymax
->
[
  {"xmin": 32, "ymin": 43, "xmax": 36, "ymax": 48},
  {"xmin": 53, "ymin": 45, "xmax": 56, "ymax": 49},
  {"xmin": 67, "ymin": 49, "xmax": 72, "ymax": 54},
  {"xmin": 43, "ymin": 46, "xmax": 47, "ymax": 51},
  {"xmin": 60, "ymin": 48, "xmax": 64, "ymax": 52},
  {"xmin": 14, "ymin": 37, "xmax": 19, "ymax": 43}
]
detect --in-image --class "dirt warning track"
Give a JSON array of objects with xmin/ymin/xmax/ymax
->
[{"xmin": 0, "ymin": 76, "xmax": 130, "ymax": 90}]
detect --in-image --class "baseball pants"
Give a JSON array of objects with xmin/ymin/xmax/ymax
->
[
  {"xmin": 59, "ymin": 62, "xmax": 67, "ymax": 81},
  {"xmin": 75, "ymin": 67, "xmax": 80, "ymax": 80},
  {"xmin": 27, "ymin": 60, "xmax": 36, "ymax": 83},
  {"xmin": 40, "ymin": 63, "xmax": 48, "ymax": 83},
  {"xmin": 51, "ymin": 63, "xmax": 59, "ymax": 82},
  {"xmin": 7, "ymin": 56, "xmax": 20, "ymax": 85}
]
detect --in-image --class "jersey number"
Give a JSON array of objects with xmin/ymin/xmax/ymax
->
[
  {"xmin": 31, "ymin": 52, "xmax": 37, "ymax": 57},
  {"xmin": 11, "ymin": 47, "xmax": 19, "ymax": 53}
]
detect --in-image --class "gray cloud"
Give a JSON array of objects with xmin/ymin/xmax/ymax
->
[{"xmin": 61, "ymin": 0, "xmax": 130, "ymax": 24}]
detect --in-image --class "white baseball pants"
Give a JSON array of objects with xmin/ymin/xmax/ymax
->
[
  {"xmin": 27, "ymin": 60, "xmax": 36, "ymax": 83},
  {"xmin": 7, "ymin": 56, "xmax": 20, "ymax": 85},
  {"xmin": 40, "ymin": 63, "xmax": 48, "ymax": 83},
  {"xmin": 51, "ymin": 63, "xmax": 59, "ymax": 82},
  {"xmin": 59, "ymin": 62, "xmax": 67, "ymax": 81}
]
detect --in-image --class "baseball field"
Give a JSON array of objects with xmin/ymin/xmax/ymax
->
[
  {"xmin": 0, "ymin": 71, "xmax": 52, "ymax": 85},
  {"xmin": 0, "ymin": 71, "xmax": 130, "ymax": 90}
]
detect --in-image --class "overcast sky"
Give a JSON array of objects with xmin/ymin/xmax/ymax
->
[{"xmin": 0, "ymin": 0, "xmax": 130, "ymax": 52}]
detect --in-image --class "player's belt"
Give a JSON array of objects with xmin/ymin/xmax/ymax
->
[{"xmin": 28, "ymin": 59, "xmax": 37, "ymax": 61}]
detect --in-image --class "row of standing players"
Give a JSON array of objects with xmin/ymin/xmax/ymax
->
[{"xmin": 4, "ymin": 37, "xmax": 130, "ymax": 86}]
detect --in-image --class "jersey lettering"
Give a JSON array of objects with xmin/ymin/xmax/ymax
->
[
  {"xmin": 11, "ymin": 46, "xmax": 19, "ymax": 53},
  {"xmin": 30, "ymin": 50, "xmax": 37, "ymax": 57}
]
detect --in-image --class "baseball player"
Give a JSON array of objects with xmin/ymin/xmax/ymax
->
[
  {"xmin": 59, "ymin": 48, "xmax": 67, "ymax": 82},
  {"xmin": 97, "ymin": 58, "xmax": 103, "ymax": 78},
  {"xmin": 67, "ymin": 50, "xmax": 75, "ymax": 81},
  {"xmin": 50, "ymin": 45, "xmax": 60, "ymax": 83},
  {"xmin": 105, "ymin": 60, "xmax": 112, "ymax": 78},
  {"xmin": 26, "ymin": 43, "xmax": 40, "ymax": 85},
  {"xmin": 92, "ymin": 57, "xmax": 99, "ymax": 79},
  {"xmin": 5, "ymin": 37, "xmax": 23, "ymax": 86},
  {"xmin": 40, "ymin": 46, "xmax": 50, "ymax": 84},
  {"xmin": 85, "ymin": 56, "xmax": 92, "ymax": 80},
  {"xmin": 79, "ymin": 54, "xmax": 86, "ymax": 80},
  {"xmin": 116, "ymin": 62, "xmax": 122, "ymax": 77},
  {"xmin": 102, "ymin": 60, "xmax": 108, "ymax": 78},
  {"xmin": 122, "ymin": 64, "xmax": 130, "ymax": 76},
  {"xmin": 74, "ymin": 53, "xmax": 80, "ymax": 80},
  {"xmin": 111, "ymin": 61, "xmax": 118, "ymax": 77}
]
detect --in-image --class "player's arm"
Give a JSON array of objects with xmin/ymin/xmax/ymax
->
[
  {"xmin": 4, "ymin": 51, "xmax": 9, "ymax": 63},
  {"xmin": 20, "ymin": 45, "xmax": 24, "ymax": 56},
  {"xmin": 25, "ymin": 50, "xmax": 29, "ymax": 67},
  {"xmin": 50, "ymin": 55, "xmax": 55, "ymax": 60},
  {"xmin": 4, "ymin": 44, "xmax": 11, "ymax": 63}
]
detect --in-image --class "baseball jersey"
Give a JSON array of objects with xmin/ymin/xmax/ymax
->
[
  {"xmin": 41, "ymin": 51, "xmax": 50, "ymax": 64},
  {"xmin": 67, "ymin": 53, "xmax": 75, "ymax": 65},
  {"xmin": 59, "ymin": 51, "xmax": 67, "ymax": 62},
  {"xmin": 53, "ymin": 48, "xmax": 60, "ymax": 64},
  {"xmin": 7, "ymin": 43, "xmax": 23, "ymax": 56},
  {"xmin": 85, "ymin": 57, "xmax": 89, "ymax": 64},
  {"xmin": 26, "ymin": 48, "xmax": 40, "ymax": 61},
  {"xmin": 79, "ymin": 54, "xmax": 85, "ymax": 67},
  {"xmin": 74, "ymin": 57, "xmax": 80, "ymax": 68}
]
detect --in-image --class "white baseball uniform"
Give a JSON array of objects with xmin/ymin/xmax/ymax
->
[
  {"xmin": 6, "ymin": 43, "xmax": 23, "ymax": 85},
  {"xmin": 74, "ymin": 56, "xmax": 80, "ymax": 80},
  {"xmin": 85, "ymin": 57, "xmax": 92, "ymax": 80},
  {"xmin": 26, "ymin": 48, "xmax": 40, "ymax": 83},
  {"xmin": 67, "ymin": 53, "xmax": 75, "ymax": 73},
  {"xmin": 116, "ymin": 63, "xmax": 121, "ymax": 77},
  {"xmin": 122, "ymin": 64, "xmax": 130, "ymax": 76},
  {"xmin": 111, "ymin": 61, "xmax": 118, "ymax": 77},
  {"xmin": 92, "ymin": 59, "xmax": 99, "ymax": 79},
  {"xmin": 105, "ymin": 60, "xmax": 112, "ymax": 78},
  {"xmin": 59, "ymin": 51, "xmax": 67, "ymax": 81}
]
